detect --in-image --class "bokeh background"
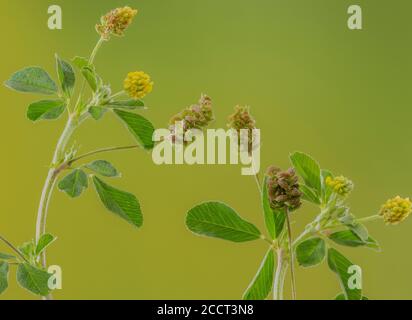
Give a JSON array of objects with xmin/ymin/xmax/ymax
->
[{"xmin": 1, "ymin": 0, "xmax": 411, "ymax": 300}]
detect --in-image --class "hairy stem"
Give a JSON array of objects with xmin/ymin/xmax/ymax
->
[
  {"xmin": 35, "ymin": 36, "xmax": 104, "ymax": 274},
  {"xmin": 273, "ymin": 249, "xmax": 288, "ymax": 300},
  {"xmin": 110, "ymin": 90, "xmax": 126, "ymax": 100},
  {"xmin": 292, "ymin": 226, "xmax": 313, "ymax": 247},
  {"xmin": 355, "ymin": 214, "xmax": 382, "ymax": 224},
  {"xmin": 36, "ymin": 117, "xmax": 78, "ymax": 248},
  {"xmin": 285, "ymin": 209, "xmax": 297, "ymax": 300},
  {"xmin": 0, "ymin": 235, "xmax": 29, "ymax": 263},
  {"xmin": 89, "ymin": 37, "xmax": 104, "ymax": 64}
]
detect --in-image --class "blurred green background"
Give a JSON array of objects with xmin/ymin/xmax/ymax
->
[{"xmin": 1, "ymin": 0, "xmax": 411, "ymax": 300}]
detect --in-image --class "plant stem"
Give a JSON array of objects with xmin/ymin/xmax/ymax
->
[
  {"xmin": 292, "ymin": 225, "xmax": 314, "ymax": 247},
  {"xmin": 35, "ymin": 36, "xmax": 105, "ymax": 264},
  {"xmin": 74, "ymin": 37, "xmax": 104, "ymax": 113},
  {"xmin": 89, "ymin": 37, "xmax": 104, "ymax": 64},
  {"xmin": 273, "ymin": 249, "xmax": 288, "ymax": 300},
  {"xmin": 261, "ymin": 236, "xmax": 274, "ymax": 246},
  {"xmin": 254, "ymin": 173, "xmax": 262, "ymax": 194},
  {"xmin": 284, "ymin": 209, "xmax": 297, "ymax": 300},
  {"xmin": 68, "ymin": 144, "xmax": 140, "ymax": 166},
  {"xmin": 355, "ymin": 214, "xmax": 382, "ymax": 224},
  {"xmin": 35, "ymin": 117, "xmax": 78, "ymax": 248},
  {"xmin": 0, "ymin": 235, "xmax": 29, "ymax": 263},
  {"xmin": 110, "ymin": 90, "xmax": 126, "ymax": 100}
]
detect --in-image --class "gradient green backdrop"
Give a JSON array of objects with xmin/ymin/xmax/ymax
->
[{"xmin": 1, "ymin": 0, "xmax": 411, "ymax": 300}]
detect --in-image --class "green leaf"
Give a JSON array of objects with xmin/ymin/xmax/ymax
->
[
  {"xmin": 262, "ymin": 177, "xmax": 275, "ymax": 239},
  {"xmin": 19, "ymin": 241, "xmax": 35, "ymax": 260},
  {"xmin": 296, "ymin": 237, "xmax": 326, "ymax": 267},
  {"xmin": 35, "ymin": 234, "xmax": 57, "ymax": 256},
  {"xmin": 243, "ymin": 249, "xmax": 274, "ymax": 300},
  {"xmin": 114, "ymin": 109, "xmax": 155, "ymax": 150},
  {"xmin": 85, "ymin": 160, "xmax": 119, "ymax": 177},
  {"xmin": 349, "ymin": 223, "xmax": 369, "ymax": 242},
  {"xmin": 27, "ymin": 99, "xmax": 66, "ymax": 121},
  {"xmin": 89, "ymin": 106, "xmax": 107, "ymax": 120},
  {"xmin": 58, "ymin": 169, "xmax": 88, "ymax": 198},
  {"xmin": 93, "ymin": 176, "xmax": 143, "ymax": 228},
  {"xmin": 4, "ymin": 66, "xmax": 57, "ymax": 95},
  {"xmin": 0, "ymin": 253, "xmax": 15, "ymax": 260},
  {"xmin": 186, "ymin": 202, "xmax": 261, "ymax": 242},
  {"xmin": 290, "ymin": 152, "xmax": 321, "ymax": 195},
  {"xmin": 329, "ymin": 230, "xmax": 380, "ymax": 251},
  {"xmin": 72, "ymin": 56, "xmax": 89, "ymax": 69},
  {"xmin": 261, "ymin": 177, "xmax": 286, "ymax": 239},
  {"xmin": 335, "ymin": 293, "xmax": 369, "ymax": 300},
  {"xmin": 0, "ymin": 261, "xmax": 9, "ymax": 294},
  {"xmin": 328, "ymin": 248, "xmax": 362, "ymax": 300},
  {"xmin": 16, "ymin": 263, "xmax": 51, "ymax": 296},
  {"xmin": 55, "ymin": 54, "xmax": 75, "ymax": 97},
  {"xmin": 321, "ymin": 169, "xmax": 334, "ymax": 203},
  {"xmin": 81, "ymin": 66, "xmax": 98, "ymax": 92},
  {"xmin": 106, "ymin": 99, "xmax": 145, "ymax": 109},
  {"xmin": 274, "ymin": 209, "xmax": 286, "ymax": 238},
  {"xmin": 300, "ymin": 184, "xmax": 321, "ymax": 205}
]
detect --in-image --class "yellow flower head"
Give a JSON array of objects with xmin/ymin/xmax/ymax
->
[
  {"xmin": 124, "ymin": 71, "xmax": 153, "ymax": 99},
  {"xmin": 96, "ymin": 7, "xmax": 138, "ymax": 40},
  {"xmin": 326, "ymin": 175, "xmax": 354, "ymax": 197},
  {"xmin": 380, "ymin": 196, "xmax": 412, "ymax": 225}
]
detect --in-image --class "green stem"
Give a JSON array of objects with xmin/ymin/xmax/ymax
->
[
  {"xmin": 0, "ymin": 235, "xmax": 29, "ymax": 263},
  {"xmin": 110, "ymin": 90, "xmax": 126, "ymax": 100},
  {"xmin": 35, "ymin": 36, "xmax": 105, "ymax": 255},
  {"xmin": 292, "ymin": 225, "xmax": 314, "ymax": 247},
  {"xmin": 284, "ymin": 209, "xmax": 297, "ymax": 300},
  {"xmin": 89, "ymin": 37, "xmax": 104, "ymax": 64},
  {"xmin": 254, "ymin": 173, "xmax": 262, "ymax": 194},
  {"xmin": 261, "ymin": 236, "xmax": 274, "ymax": 246},
  {"xmin": 35, "ymin": 117, "xmax": 78, "ymax": 247},
  {"xmin": 68, "ymin": 144, "xmax": 140, "ymax": 166},
  {"xmin": 273, "ymin": 249, "xmax": 288, "ymax": 300},
  {"xmin": 355, "ymin": 214, "xmax": 382, "ymax": 224}
]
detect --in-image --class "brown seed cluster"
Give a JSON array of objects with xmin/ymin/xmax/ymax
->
[
  {"xmin": 227, "ymin": 105, "xmax": 258, "ymax": 153},
  {"xmin": 168, "ymin": 94, "xmax": 214, "ymax": 144},
  {"xmin": 266, "ymin": 166, "xmax": 302, "ymax": 211}
]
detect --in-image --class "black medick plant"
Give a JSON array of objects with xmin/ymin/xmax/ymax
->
[
  {"xmin": 185, "ymin": 106, "xmax": 411, "ymax": 300},
  {"xmin": 0, "ymin": 7, "xmax": 156, "ymax": 299}
]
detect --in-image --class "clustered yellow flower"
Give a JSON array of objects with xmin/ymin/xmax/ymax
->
[
  {"xmin": 380, "ymin": 196, "xmax": 412, "ymax": 225},
  {"xmin": 326, "ymin": 176, "xmax": 354, "ymax": 197},
  {"xmin": 124, "ymin": 71, "xmax": 154, "ymax": 99},
  {"xmin": 96, "ymin": 6, "xmax": 138, "ymax": 40}
]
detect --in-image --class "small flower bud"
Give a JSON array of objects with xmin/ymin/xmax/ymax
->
[
  {"xmin": 123, "ymin": 71, "xmax": 153, "ymax": 99},
  {"xmin": 326, "ymin": 176, "xmax": 354, "ymax": 197},
  {"xmin": 168, "ymin": 94, "xmax": 214, "ymax": 143},
  {"xmin": 380, "ymin": 196, "xmax": 412, "ymax": 225},
  {"xmin": 266, "ymin": 166, "xmax": 302, "ymax": 212},
  {"xmin": 96, "ymin": 7, "xmax": 138, "ymax": 40}
]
